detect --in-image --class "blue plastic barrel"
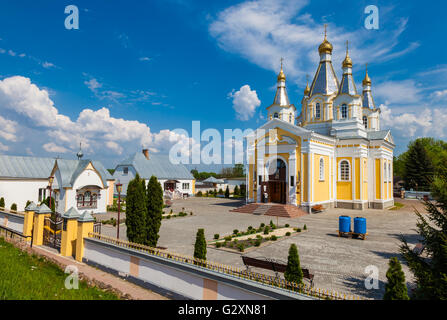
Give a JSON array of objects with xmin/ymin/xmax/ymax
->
[
  {"xmin": 354, "ymin": 217, "xmax": 367, "ymax": 234},
  {"xmin": 339, "ymin": 216, "xmax": 351, "ymax": 233}
]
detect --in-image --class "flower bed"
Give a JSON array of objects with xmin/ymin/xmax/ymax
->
[{"xmin": 209, "ymin": 221, "xmax": 308, "ymax": 253}]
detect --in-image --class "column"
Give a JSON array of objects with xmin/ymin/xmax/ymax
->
[
  {"xmin": 75, "ymin": 211, "xmax": 94, "ymax": 262},
  {"xmin": 61, "ymin": 207, "xmax": 81, "ymax": 257},
  {"xmin": 23, "ymin": 202, "xmax": 38, "ymax": 240}
]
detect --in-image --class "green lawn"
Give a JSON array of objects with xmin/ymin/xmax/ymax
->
[
  {"xmin": 389, "ymin": 202, "xmax": 405, "ymax": 211},
  {"xmin": 0, "ymin": 237, "xmax": 119, "ymax": 300}
]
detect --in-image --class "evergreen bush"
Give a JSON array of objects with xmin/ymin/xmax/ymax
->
[
  {"xmin": 194, "ymin": 228, "xmax": 207, "ymax": 261},
  {"xmin": 285, "ymin": 244, "xmax": 303, "ymax": 284},
  {"xmin": 383, "ymin": 257, "xmax": 409, "ymax": 300},
  {"xmin": 10, "ymin": 203, "xmax": 17, "ymax": 212},
  {"xmin": 0, "ymin": 197, "xmax": 4, "ymax": 208}
]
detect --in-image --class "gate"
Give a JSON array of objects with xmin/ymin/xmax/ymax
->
[{"xmin": 43, "ymin": 215, "xmax": 63, "ymax": 250}]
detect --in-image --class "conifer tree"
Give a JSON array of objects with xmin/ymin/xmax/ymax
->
[
  {"xmin": 194, "ymin": 228, "xmax": 207, "ymax": 261},
  {"xmin": 400, "ymin": 169, "xmax": 447, "ymax": 299},
  {"xmin": 383, "ymin": 257, "xmax": 409, "ymax": 300},
  {"xmin": 225, "ymin": 186, "xmax": 230, "ymax": 198},
  {"xmin": 404, "ymin": 139, "xmax": 434, "ymax": 190},
  {"xmin": 125, "ymin": 174, "xmax": 147, "ymax": 244},
  {"xmin": 234, "ymin": 185, "xmax": 240, "ymax": 196},
  {"xmin": 0, "ymin": 197, "xmax": 5, "ymax": 208},
  {"xmin": 146, "ymin": 175, "xmax": 163, "ymax": 247},
  {"xmin": 285, "ymin": 244, "xmax": 303, "ymax": 284}
]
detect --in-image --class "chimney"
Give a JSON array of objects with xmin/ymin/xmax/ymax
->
[{"xmin": 142, "ymin": 149, "xmax": 150, "ymax": 160}]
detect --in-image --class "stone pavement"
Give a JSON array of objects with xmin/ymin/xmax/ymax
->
[{"xmin": 98, "ymin": 197, "xmax": 423, "ymax": 299}]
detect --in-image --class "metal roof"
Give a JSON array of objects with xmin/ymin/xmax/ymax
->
[
  {"xmin": 0, "ymin": 155, "xmax": 55, "ymax": 179},
  {"xmin": 362, "ymin": 89, "xmax": 376, "ymax": 109},
  {"xmin": 367, "ymin": 130, "xmax": 390, "ymax": 140},
  {"xmin": 203, "ymin": 177, "xmax": 225, "ymax": 184},
  {"xmin": 309, "ymin": 60, "xmax": 339, "ymax": 96},
  {"xmin": 339, "ymin": 72, "xmax": 358, "ymax": 95},
  {"xmin": 116, "ymin": 152, "xmax": 194, "ymax": 180},
  {"xmin": 54, "ymin": 159, "xmax": 113, "ymax": 188}
]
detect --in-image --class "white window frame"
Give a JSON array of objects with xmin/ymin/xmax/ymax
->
[
  {"xmin": 338, "ymin": 159, "xmax": 351, "ymax": 182},
  {"xmin": 319, "ymin": 157, "xmax": 325, "ymax": 181},
  {"xmin": 363, "ymin": 116, "xmax": 368, "ymax": 129},
  {"xmin": 182, "ymin": 183, "xmax": 190, "ymax": 190}
]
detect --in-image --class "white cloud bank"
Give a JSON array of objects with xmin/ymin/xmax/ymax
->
[
  {"xmin": 0, "ymin": 76, "xmax": 194, "ymax": 157},
  {"xmin": 228, "ymin": 85, "xmax": 261, "ymax": 121},
  {"xmin": 209, "ymin": 0, "xmax": 418, "ymax": 82}
]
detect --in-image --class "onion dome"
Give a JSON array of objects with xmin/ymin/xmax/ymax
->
[
  {"xmin": 362, "ymin": 65, "xmax": 372, "ymax": 86},
  {"xmin": 318, "ymin": 25, "xmax": 333, "ymax": 55},
  {"xmin": 304, "ymin": 82, "xmax": 310, "ymax": 96},
  {"xmin": 277, "ymin": 60, "xmax": 286, "ymax": 82},
  {"xmin": 342, "ymin": 41, "xmax": 352, "ymax": 68}
]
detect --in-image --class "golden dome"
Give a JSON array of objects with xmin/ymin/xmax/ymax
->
[
  {"xmin": 318, "ymin": 39, "xmax": 333, "ymax": 55},
  {"xmin": 277, "ymin": 68, "xmax": 286, "ymax": 82},
  {"xmin": 342, "ymin": 41, "xmax": 352, "ymax": 68},
  {"xmin": 304, "ymin": 82, "xmax": 310, "ymax": 96},
  {"xmin": 277, "ymin": 58, "xmax": 286, "ymax": 81},
  {"xmin": 362, "ymin": 65, "xmax": 372, "ymax": 86},
  {"xmin": 318, "ymin": 25, "xmax": 333, "ymax": 55}
]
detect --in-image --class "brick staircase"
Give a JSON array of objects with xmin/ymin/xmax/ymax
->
[{"xmin": 231, "ymin": 203, "xmax": 308, "ymax": 218}]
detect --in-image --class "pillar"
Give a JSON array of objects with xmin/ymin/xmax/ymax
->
[
  {"xmin": 61, "ymin": 207, "xmax": 80, "ymax": 257},
  {"xmin": 32, "ymin": 204, "xmax": 52, "ymax": 246},
  {"xmin": 23, "ymin": 202, "xmax": 38, "ymax": 241},
  {"xmin": 75, "ymin": 211, "xmax": 94, "ymax": 262}
]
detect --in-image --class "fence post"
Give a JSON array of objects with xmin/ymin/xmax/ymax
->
[
  {"xmin": 24, "ymin": 202, "xmax": 38, "ymax": 241},
  {"xmin": 75, "ymin": 210, "xmax": 94, "ymax": 262},
  {"xmin": 61, "ymin": 207, "xmax": 80, "ymax": 257},
  {"xmin": 33, "ymin": 204, "xmax": 52, "ymax": 246}
]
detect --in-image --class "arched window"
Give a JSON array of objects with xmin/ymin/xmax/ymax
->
[
  {"xmin": 363, "ymin": 116, "xmax": 368, "ymax": 129},
  {"xmin": 340, "ymin": 160, "xmax": 350, "ymax": 181},
  {"xmin": 341, "ymin": 104, "xmax": 348, "ymax": 119},
  {"xmin": 315, "ymin": 103, "xmax": 321, "ymax": 119},
  {"xmin": 319, "ymin": 157, "xmax": 325, "ymax": 181},
  {"xmin": 77, "ymin": 194, "xmax": 84, "ymax": 208},
  {"xmin": 273, "ymin": 112, "xmax": 279, "ymax": 118}
]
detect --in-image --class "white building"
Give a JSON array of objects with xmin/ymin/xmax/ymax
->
[
  {"xmin": 113, "ymin": 149, "xmax": 195, "ymax": 197},
  {"xmin": 0, "ymin": 155, "xmax": 114, "ymax": 213}
]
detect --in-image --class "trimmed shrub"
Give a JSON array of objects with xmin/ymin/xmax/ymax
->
[
  {"xmin": 194, "ymin": 228, "xmax": 207, "ymax": 261},
  {"xmin": 270, "ymin": 235, "xmax": 277, "ymax": 241},
  {"xmin": 224, "ymin": 236, "xmax": 232, "ymax": 241},
  {"xmin": 297, "ymin": 228, "xmax": 302, "ymax": 232},
  {"xmin": 10, "ymin": 203, "xmax": 17, "ymax": 212},
  {"xmin": 215, "ymin": 242, "xmax": 222, "ymax": 248},
  {"xmin": 260, "ymin": 223, "xmax": 265, "ymax": 228},
  {"xmin": 225, "ymin": 186, "xmax": 230, "ymax": 198},
  {"xmin": 263, "ymin": 226, "xmax": 270, "ymax": 235},
  {"xmin": 303, "ymin": 224, "xmax": 307, "ymax": 230},
  {"xmin": 196, "ymin": 191, "xmax": 203, "ymax": 197},
  {"xmin": 214, "ymin": 234, "xmax": 220, "ymax": 240},
  {"xmin": 285, "ymin": 244, "xmax": 303, "ymax": 284},
  {"xmin": 0, "ymin": 197, "xmax": 4, "ymax": 208},
  {"xmin": 285, "ymin": 224, "xmax": 290, "ymax": 227},
  {"xmin": 233, "ymin": 229, "xmax": 239, "ymax": 235},
  {"xmin": 286, "ymin": 232, "xmax": 291, "ymax": 236},
  {"xmin": 237, "ymin": 243, "xmax": 245, "ymax": 252},
  {"xmin": 255, "ymin": 239, "xmax": 261, "ymax": 247}
]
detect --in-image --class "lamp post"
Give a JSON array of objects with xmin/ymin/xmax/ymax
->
[
  {"xmin": 48, "ymin": 176, "xmax": 54, "ymax": 213},
  {"xmin": 116, "ymin": 181, "xmax": 123, "ymax": 239}
]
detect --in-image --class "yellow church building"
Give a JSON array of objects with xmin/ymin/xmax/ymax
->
[{"xmin": 246, "ymin": 32, "xmax": 395, "ymax": 212}]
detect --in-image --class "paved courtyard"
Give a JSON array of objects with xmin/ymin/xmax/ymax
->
[{"xmin": 97, "ymin": 197, "xmax": 423, "ymax": 299}]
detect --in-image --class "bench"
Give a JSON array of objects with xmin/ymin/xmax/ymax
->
[
  {"xmin": 241, "ymin": 256, "xmax": 314, "ymax": 287},
  {"xmin": 311, "ymin": 205, "xmax": 324, "ymax": 213}
]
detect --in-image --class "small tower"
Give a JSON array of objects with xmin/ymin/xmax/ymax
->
[
  {"xmin": 362, "ymin": 64, "xmax": 380, "ymax": 131},
  {"xmin": 266, "ymin": 58, "xmax": 296, "ymax": 124}
]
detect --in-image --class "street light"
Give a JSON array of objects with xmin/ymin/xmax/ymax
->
[
  {"xmin": 48, "ymin": 176, "xmax": 54, "ymax": 212},
  {"xmin": 116, "ymin": 181, "xmax": 123, "ymax": 240}
]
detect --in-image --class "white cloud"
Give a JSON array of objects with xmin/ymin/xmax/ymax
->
[
  {"xmin": 139, "ymin": 57, "xmax": 151, "ymax": 62},
  {"xmin": 209, "ymin": 0, "xmax": 417, "ymax": 83},
  {"xmin": 380, "ymin": 104, "xmax": 447, "ymax": 138},
  {"xmin": 0, "ymin": 115, "xmax": 18, "ymax": 142},
  {"xmin": 43, "ymin": 142, "xmax": 70, "ymax": 154},
  {"xmin": 430, "ymin": 89, "xmax": 447, "ymax": 101},
  {"xmin": 0, "ymin": 142, "xmax": 9, "ymax": 151},
  {"xmin": 374, "ymin": 80, "xmax": 422, "ymax": 105},
  {"xmin": 84, "ymin": 78, "xmax": 102, "ymax": 91},
  {"xmin": 0, "ymin": 76, "xmax": 195, "ymax": 159},
  {"xmin": 228, "ymin": 85, "xmax": 261, "ymax": 121},
  {"xmin": 42, "ymin": 62, "xmax": 55, "ymax": 69}
]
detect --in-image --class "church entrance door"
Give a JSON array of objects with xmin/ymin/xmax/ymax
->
[{"xmin": 267, "ymin": 159, "xmax": 287, "ymax": 204}]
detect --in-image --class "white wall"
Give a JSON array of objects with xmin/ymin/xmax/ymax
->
[
  {"xmin": 0, "ymin": 211, "xmax": 24, "ymax": 233},
  {"xmin": 0, "ymin": 179, "xmax": 48, "ymax": 211},
  {"xmin": 83, "ymin": 238, "xmax": 313, "ymax": 300}
]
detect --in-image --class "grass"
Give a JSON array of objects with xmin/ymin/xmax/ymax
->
[
  {"xmin": 0, "ymin": 237, "xmax": 119, "ymax": 300},
  {"xmin": 390, "ymin": 202, "xmax": 405, "ymax": 211}
]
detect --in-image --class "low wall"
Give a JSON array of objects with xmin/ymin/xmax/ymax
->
[
  {"xmin": 404, "ymin": 191, "xmax": 432, "ymax": 200},
  {"xmin": 0, "ymin": 211, "xmax": 24, "ymax": 233},
  {"xmin": 83, "ymin": 237, "xmax": 316, "ymax": 300}
]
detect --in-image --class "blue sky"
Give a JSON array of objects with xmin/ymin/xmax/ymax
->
[{"xmin": 0, "ymin": 0, "xmax": 446, "ymax": 169}]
